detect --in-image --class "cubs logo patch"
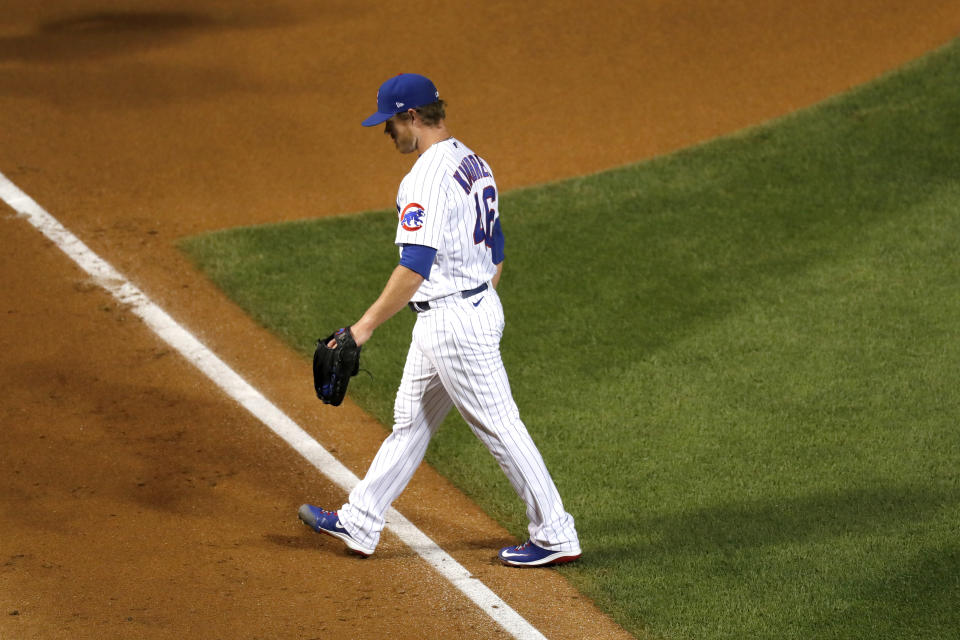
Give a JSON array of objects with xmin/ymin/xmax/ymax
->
[{"xmin": 400, "ymin": 203, "xmax": 425, "ymax": 231}]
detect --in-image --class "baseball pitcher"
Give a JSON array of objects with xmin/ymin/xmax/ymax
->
[{"xmin": 299, "ymin": 73, "xmax": 581, "ymax": 567}]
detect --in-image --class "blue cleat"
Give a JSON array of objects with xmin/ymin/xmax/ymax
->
[
  {"xmin": 498, "ymin": 540, "xmax": 581, "ymax": 567},
  {"xmin": 298, "ymin": 504, "xmax": 374, "ymax": 557}
]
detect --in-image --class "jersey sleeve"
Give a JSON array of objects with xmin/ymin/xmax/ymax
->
[
  {"xmin": 490, "ymin": 217, "xmax": 505, "ymax": 265},
  {"xmin": 394, "ymin": 155, "xmax": 450, "ymax": 250},
  {"xmin": 399, "ymin": 244, "xmax": 437, "ymax": 280}
]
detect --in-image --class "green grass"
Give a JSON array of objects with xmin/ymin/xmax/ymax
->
[{"xmin": 180, "ymin": 39, "xmax": 960, "ymax": 640}]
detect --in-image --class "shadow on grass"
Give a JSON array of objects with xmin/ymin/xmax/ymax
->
[
  {"xmin": 835, "ymin": 542, "xmax": 960, "ymax": 636},
  {"xmin": 591, "ymin": 483, "xmax": 957, "ymax": 559}
]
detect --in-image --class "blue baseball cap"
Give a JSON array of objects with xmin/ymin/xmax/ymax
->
[{"xmin": 362, "ymin": 73, "xmax": 440, "ymax": 127}]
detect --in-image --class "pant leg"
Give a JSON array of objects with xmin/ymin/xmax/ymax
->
[
  {"xmin": 417, "ymin": 291, "xmax": 580, "ymax": 553},
  {"xmin": 338, "ymin": 337, "xmax": 453, "ymax": 551}
]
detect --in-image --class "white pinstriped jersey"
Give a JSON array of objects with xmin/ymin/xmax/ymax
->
[{"xmin": 394, "ymin": 137, "xmax": 501, "ymax": 300}]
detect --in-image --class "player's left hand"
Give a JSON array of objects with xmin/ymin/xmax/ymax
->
[{"xmin": 314, "ymin": 326, "xmax": 363, "ymax": 406}]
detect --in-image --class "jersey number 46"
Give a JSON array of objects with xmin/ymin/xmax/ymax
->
[
  {"xmin": 472, "ymin": 185, "xmax": 505, "ymax": 263},
  {"xmin": 473, "ymin": 186, "xmax": 498, "ymax": 247}
]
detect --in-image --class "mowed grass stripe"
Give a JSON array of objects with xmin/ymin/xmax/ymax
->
[{"xmin": 180, "ymin": 38, "xmax": 960, "ymax": 640}]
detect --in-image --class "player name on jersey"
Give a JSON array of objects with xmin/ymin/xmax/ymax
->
[{"xmin": 452, "ymin": 153, "xmax": 492, "ymax": 194}]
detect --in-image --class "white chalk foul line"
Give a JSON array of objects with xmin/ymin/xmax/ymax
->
[{"xmin": 0, "ymin": 171, "xmax": 547, "ymax": 640}]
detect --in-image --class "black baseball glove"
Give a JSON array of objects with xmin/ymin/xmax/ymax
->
[{"xmin": 313, "ymin": 326, "xmax": 362, "ymax": 406}]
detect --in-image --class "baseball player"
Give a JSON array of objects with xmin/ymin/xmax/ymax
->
[{"xmin": 299, "ymin": 73, "xmax": 581, "ymax": 567}]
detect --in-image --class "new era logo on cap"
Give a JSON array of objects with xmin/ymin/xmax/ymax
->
[{"xmin": 362, "ymin": 73, "xmax": 439, "ymax": 127}]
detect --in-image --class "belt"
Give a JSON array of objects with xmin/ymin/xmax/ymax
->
[{"xmin": 408, "ymin": 282, "xmax": 488, "ymax": 313}]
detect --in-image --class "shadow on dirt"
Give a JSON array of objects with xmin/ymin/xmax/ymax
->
[
  {"xmin": 0, "ymin": 11, "xmax": 218, "ymax": 63},
  {"xmin": 0, "ymin": 12, "xmax": 220, "ymax": 64},
  {"xmin": 39, "ymin": 11, "xmax": 216, "ymax": 35}
]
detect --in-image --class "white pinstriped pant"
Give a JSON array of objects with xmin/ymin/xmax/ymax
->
[{"xmin": 339, "ymin": 287, "xmax": 580, "ymax": 554}]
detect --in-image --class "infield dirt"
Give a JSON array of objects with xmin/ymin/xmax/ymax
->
[{"xmin": 2, "ymin": 2, "xmax": 959, "ymax": 638}]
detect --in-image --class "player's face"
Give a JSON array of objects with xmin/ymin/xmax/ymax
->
[{"xmin": 384, "ymin": 115, "xmax": 417, "ymax": 154}]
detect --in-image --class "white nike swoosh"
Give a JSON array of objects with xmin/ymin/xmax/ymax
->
[{"xmin": 500, "ymin": 550, "xmax": 526, "ymax": 558}]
